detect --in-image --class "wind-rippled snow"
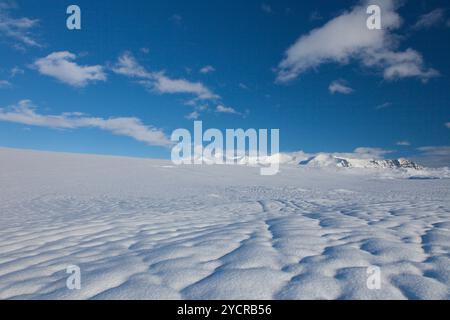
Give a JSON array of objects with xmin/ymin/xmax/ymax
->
[{"xmin": 0, "ymin": 148, "xmax": 449, "ymax": 299}]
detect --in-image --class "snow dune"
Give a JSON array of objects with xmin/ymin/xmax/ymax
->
[{"xmin": 0, "ymin": 148, "xmax": 449, "ymax": 300}]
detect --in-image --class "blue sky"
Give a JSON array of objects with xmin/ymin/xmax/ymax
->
[{"xmin": 0, "ymin": 0, "xmax": 449, "ymax": 166}]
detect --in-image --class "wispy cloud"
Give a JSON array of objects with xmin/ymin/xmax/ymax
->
[
  {"xmin": 10, "ymin": 66, "xmax": 24, "ymax": 77},
  {"xmin": 275, "ymin": 0, "xmax": 438, "ymax": 83},
  {"xmin": 0, "ymin": 1, "xmax": 41, "ymax": 50},
  {"xmin": 446, "ymin": 122, "xmax": 450, "ymax": 129},
  {"xmin": 112, "ymin": 52, "xmax": 219, "ymax": 101},
  {"xmin": 111, "ymin": 51, "xmax": 152, "ymax": 78},
  {"xmin": 375, "ymin": 102, "xmax": 392, "ymax": 110},
  {"xmin": 151, "ymin": 72, "xmax": 219, "ymax": 100},
  {"xmin": 329, "ymin": 79, "xmax": 353, "ymax": 94},
  {"xmin": 413, "ymin": 8, "xmax": 446, "ymax": 30},
  {"xmin": 199, "ymin": 65, "xmax": 215, "ymax": 74},
  {"xmin": 32, "ymin": 51, "xmax": 107, "ymax": 87},
  {"xmin": 238, "ymin": 83, "xmax": 249, "ymax": 90},
  {"xmin": 0, "ymin": 100, "xmax": 172, "ymax": 147}
]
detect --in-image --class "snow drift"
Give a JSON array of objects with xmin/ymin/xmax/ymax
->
[{"xmin": 0, "ymin": 147, "xmax": 449, "ymax": 300}]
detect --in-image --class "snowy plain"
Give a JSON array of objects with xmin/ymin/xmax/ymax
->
[{"xmin": 0, "ymin": 147, "xmax": 449, "ymax": 300}]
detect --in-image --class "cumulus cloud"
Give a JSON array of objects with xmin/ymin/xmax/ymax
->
[
  {"xmin": 0, "ymin": 3, "xmax": 41, "ymax": 49},
  {"xmin": 199, "ymin": 65, "xmax": 215, "ymax": 74},
  {"xmin": 413, "ymin": 8, "xmax": 446, "ymax": 30},
  {"xmin": 112, "ymin": 52, "xmax": 219, "ymax": 101},
  {"xmin": 33, "ymin": 51, "xmax": 107, "ymax": 87},
  {"xmin": 275, "ymin": 0, "xmax": 438, "ymax": 83},
  {"xmin": 329, "ymin": 79, "xmax": 354, "ymax": 94},
  {"xmin": 369, "ymin": 49, "xmax": 440, "ymax": 81},
  {"xmin": 0, "ymin": 100, "xmax": 172, "ymax": 147}
]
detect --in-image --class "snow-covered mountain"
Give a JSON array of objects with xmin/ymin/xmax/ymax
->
[
  {"xmin": 299, "ymin": 153, "xmax": 423, "ymax": 170},
  {"xmin": 238, "ymin": 152, "xmax": 424, "ymax": 170}
]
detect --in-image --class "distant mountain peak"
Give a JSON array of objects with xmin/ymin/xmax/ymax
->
[{"xmin": 299, "ymin": 154, "xmax": 423, "ymax": 170}]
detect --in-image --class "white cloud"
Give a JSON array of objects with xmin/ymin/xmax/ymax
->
[
  {"xmin": 216, "ymin": 104, "xmax": 239, "ymax": 114},
  {"xmin": 111, "ymin": 51, "xmax": 152, "ymax": 78},
  {"xmin": 261, "ymin": 4, "xmax": 272, "ymax": 14},
  {"xmin": 418, "ymin": 146, "xmax": 450, "ymax": 155},
  {"xmin": 214, "ymin": 104, "xmax": 248, "ymax": 117},
  {"xmin": 446, "ymin": 122, "xmax": 450, "ymax": 129},
  {"xmin": 334, "ymin": 147, "xmax": 393, "ymax": 160},
  {"xmin": 0, "ymin": 80, "xmax": 11, "ymax": 88},
  {"xmin": 371, "ymin": 49, "xmax": 440, "ymax": 81},
  {"xmin": 33, "ymin": 51, "xmax": 106, "ymax": 87},
  {"xmin": 0, "ymin": 4, "xmax": 41, "ymax": 49},
  {"xmin": 329, "ymin": 79, "xmax": 353, "ymax": 94},
  {"xmin": 413, "ymin": 146, "xmax": 450, "ymax": 168},
  {"xmin": 185, "ymin": 111, "xmax": 200, "ymax": 120},
  {"xmin": 199, "ymin": 65, "xmax": 215, "ymax": 74},
  {"xmin": 276, "ymin": 0, "xmax": 438, "ymax": 83},
  {"xmin": 0, "ymin": 100, "xmax": 172, "ymax": 147},
  {"xmin": 112, "ymin": 52, "xmax": 219, "ymax": 101},
  {"xmin": 396, "ymin": 141, "xmax": 411, "ymax": 146},
  {"xmin": 413, "ymin": 8, "xmax": 446, "ymax": 30},
  {"xmin": 375, "ymin": 102, "xmax": 392, "ymax": 110},
  {"xmin": 289, "ymin": 147, "xmax": 394, "ymax": 164},
  {"xmin": 152, "ymin": 72, "xmax": 219, "ymax": 100}
]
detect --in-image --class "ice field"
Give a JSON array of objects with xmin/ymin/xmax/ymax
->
[{"xmin": 0, "ymin": 148, "xmax": 449, "ymax": 299}]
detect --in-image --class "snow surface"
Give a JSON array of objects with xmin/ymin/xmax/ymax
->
[{"xmin": 0, "ymin": 148, "xmax": 449, "ymax": 300}]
